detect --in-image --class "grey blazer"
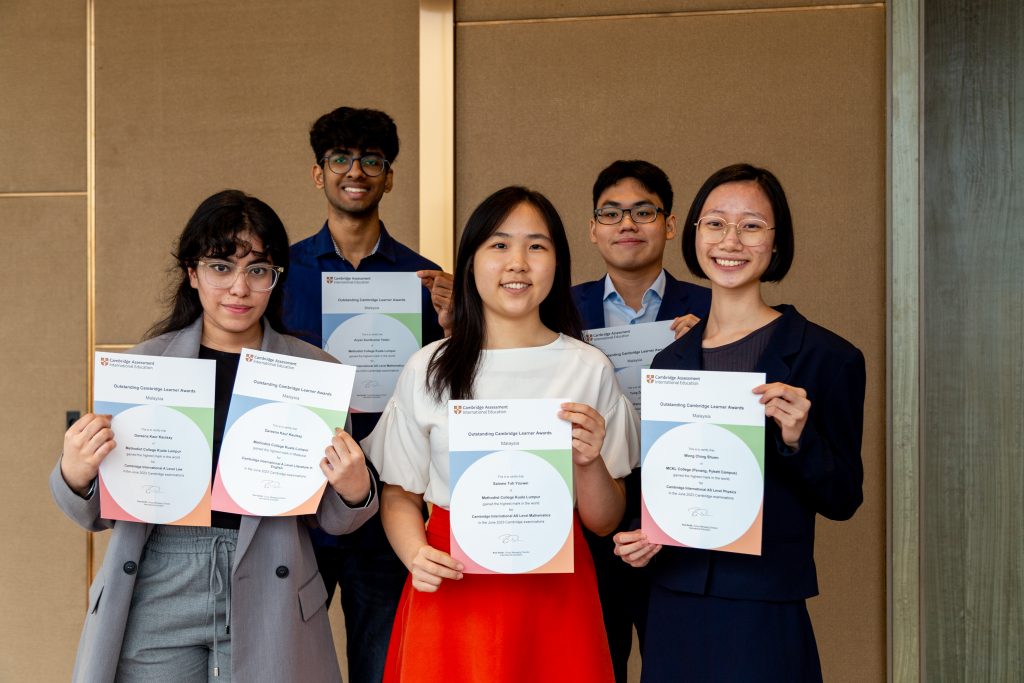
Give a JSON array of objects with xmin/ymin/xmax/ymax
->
[{"xmin": 50, "ymin": 317, "xmax": 378, "ymax": 682}]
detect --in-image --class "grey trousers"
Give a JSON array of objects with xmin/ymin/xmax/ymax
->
[{"xmin": 116, "ymin": 525, "xmax": 238, "ymax": 683}]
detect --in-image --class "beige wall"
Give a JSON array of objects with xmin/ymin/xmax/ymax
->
[
  {"xmin": 3, "ymin": 1, "xmax": 887, "ymax": 680},
  {"xmin": 455, "ymin": 3, "xmax": 886, "ymax": 681},
  {"xmin": 1, "ymin": 0, "xmax": 419, "ymax": 678}
]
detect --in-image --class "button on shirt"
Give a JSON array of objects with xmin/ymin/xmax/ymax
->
[
  {"xmin": 281, "ymin": 221, "xmax": 444, "ymax": 442},
  {"xmin": 602, "ymin": 269, "xmax": 667, "ymax": 327}
]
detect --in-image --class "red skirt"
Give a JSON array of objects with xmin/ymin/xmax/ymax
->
[{"xmin": 382, "ymin": 507, "xmax": 614, "ymax": 683}]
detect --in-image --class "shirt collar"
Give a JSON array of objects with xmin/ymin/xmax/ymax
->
[
  {"xmin": 312, "ymin": 221, "xmax": 397, "ymax": 264},
  {"xmin": 602, "ymin": 269, "xmax": 667, "ymax": 304}
]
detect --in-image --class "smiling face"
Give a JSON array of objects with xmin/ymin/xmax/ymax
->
[
  {"xmin": 695, "ymin": 181, "xmax": 775, "ymax": 292},
  {"xmin": 188, "ymin": 232, "xmax": 272, "ymax": 346},
  {"xmin": 312, "ymin": 146, "xmax": 393, "ymax": 219},
  {"xmin": 589, "ymin": 177, "xmax": 676, "ymax": 278},
  {"xmin": 472, "ymin": 202, "xmax": 557, "ymax": 328}
]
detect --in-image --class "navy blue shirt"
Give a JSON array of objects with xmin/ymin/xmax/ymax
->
[{"xmin": 282, "ymin": 222, "xmax": 443, "ymax": 442}]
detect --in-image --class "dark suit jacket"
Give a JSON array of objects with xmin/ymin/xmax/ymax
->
[
  {"xmin": 572, "ymin": 269, "xmax": 711, "ymax": 331},
  {"xmin": 649, "ymin": 304, "xmax": 865, "ymax": 601}
]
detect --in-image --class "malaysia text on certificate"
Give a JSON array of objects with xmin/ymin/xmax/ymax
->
[
  {"xmin": 640, "ymin": 369, "xmax": 766, "ymax": 555},
  {"xmin": 321, "ymin": 272, "xmax": 421, "ymax": 413},
  {"xmin": 94, "ymin": 353, "xmax": 215, "ymax": 526},
  {"xmin": 448, "ymin": 398, "xmax": 575, "ymax": 574},
  {"xmin": 583, "ymin": 320, "xmax": 676, "ymax": 412},
  {"xmin": 212, "ymin": 349, "xmax": 356, "ymax": 517}
]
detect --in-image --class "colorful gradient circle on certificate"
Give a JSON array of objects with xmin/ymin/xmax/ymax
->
[
  {"xmin": 644, "ymin": 423, "xmax": 762, "ymax": 548},
  {"xmin": 219, "ymin": 403, "xmax": 332, "ymax": 515},
  {"xmin": 450, "ymin": 450, "xmax": 573, "ymax": 574},
  {"xmin": 324, "ymin": 313, "xmax": 420, "ymax": 413},
  {"xmin": 102, "ymin": 405, "xmax": 210, "ymax": 523}
]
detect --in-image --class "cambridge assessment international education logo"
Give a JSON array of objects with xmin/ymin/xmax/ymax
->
[
  {"xmin": 453, "ymin": 405, "xmax": 463, "ymax": 415},
  {"xmin": 245, "ymin": 354, "xmax": 254, "ymax": 362},
  {"xmin": 100, "ymin": 357, "xmax": 109, "ymax": 366}
]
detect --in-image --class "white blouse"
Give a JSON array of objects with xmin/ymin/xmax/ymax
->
[{"xmin": 361, "ymin": 334, "xmax": 640, "ymax": 508}]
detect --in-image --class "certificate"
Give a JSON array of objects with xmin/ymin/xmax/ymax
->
[
  {"xmin": 448, "ymin": 399, "xmax": 574, "ymax": 574},
  {"xmin": 211, "ymin": 349, "xmax": 356, "ymax": 517},
  {"xmin": 640, "ymin": 369, "xmax": 766, "ymax": 555},
  {"xmin": 583, "ymin": 320, "xmax": 675, "ymax": 412},
  {"xmin": 94, "ymin": 353, "xmax": 215, "ymax": 526},
  {"xmin": 322, "ymin": 272, "xmax": 421, "ymax": 413}
]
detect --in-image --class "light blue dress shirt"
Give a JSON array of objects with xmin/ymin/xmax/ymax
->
[{"xmin": 601, "ymin": 269, "xmax": 667, "ymax": 327}]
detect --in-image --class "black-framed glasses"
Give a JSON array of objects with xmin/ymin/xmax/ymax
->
[
  {"xmin": 593, "ymin": 205, "xmax": 665, "ymax": 225},
  {"xmin": 695, "ymin": 216, "xmax": 775, "ymax": 246},
  {"xmin": 196, "ymin": 260, "xmax": 284, "ymax": 291},
  {"xmin": 321, "ymin": 152, "xmax": 389, "ymax": 177}
]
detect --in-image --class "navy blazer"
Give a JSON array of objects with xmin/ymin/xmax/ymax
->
[
  {"xmin": 572, "ymin": 269, "xmax": 711, "ymax": 330},
  {"xmin": 649, "ymin": 304, "xmax": 865, "ymax": 601}
]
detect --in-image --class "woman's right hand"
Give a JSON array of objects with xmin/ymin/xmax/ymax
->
[
  {"xmin": 613, "ymin": 529, "xmax": 662, "ymax": 568},
  {"xmin": 409, "ymin": 543, "xmax": 464, "ymax": 593},
  {"xmin": 61, "ymin": 413, "xmax": 116, "ymax": 497}
]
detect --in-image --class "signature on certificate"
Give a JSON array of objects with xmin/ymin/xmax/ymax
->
[
  {"xmin": 688, "ymin": 507, "xmax": 712, "ymax": 518},
  {"xmin": 261, "ymin": 480, "xmax": 282, "ymax": 489},
  {"xmin": 498, "ymin": 533, "xmax": 522, "ymax": 544}
]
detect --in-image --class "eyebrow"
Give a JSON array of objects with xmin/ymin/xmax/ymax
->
[
  {"xmin": 329, "ymin": 147, "xmax": 382, "ymax": 156},
  {"xmin": 491, "ymin": 231, "xmax": 553, "ymax": 242},
  {"xmin": 599, "ymin": 201, "xmax": 659, "ymax": 208},
  {"xmin": 702, "ymin": 208, "xmax": 769, "ymax": 220}
]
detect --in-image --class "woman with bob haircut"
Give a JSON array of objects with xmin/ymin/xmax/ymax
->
[
  {"xmin": 362, "ymin": 186, "xmax": 639, "ymax": 682},
  {"xmin": 615, "ymin": 164, "xmax": 865, "ymax": 682},
  {"xmin": 51, "ymin": 189, "xmax": 377, "ymax": 682}
]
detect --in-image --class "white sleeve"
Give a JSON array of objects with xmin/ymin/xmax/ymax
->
[
  {"xmin": 361, "ymin": 359, "xmax": 433, "ymax": 495},
  {"xmin": 594, "ymin": 361, "xmax": 641, "ymax": 478}
]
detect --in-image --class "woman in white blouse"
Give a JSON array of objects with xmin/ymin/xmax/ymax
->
[{"xmin": 362, "ymin": 186, "xmax": 639, "ymax": 683}]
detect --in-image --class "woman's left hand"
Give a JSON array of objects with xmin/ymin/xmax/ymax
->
[
  {"xmin": 322, "ymin": 428, "xmax": 372, "ymax": 505},
  {"xmin": 753, "ymin": 382, "xmax": 811, "ymax": 449},
  {"xmin": 559, "ymin": 402, "xmax": 606, "ymax": 467}
]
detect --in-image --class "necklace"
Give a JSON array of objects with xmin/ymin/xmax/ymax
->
[{"xmin": 330, "ymin": 235, "xmax": 345, "ymax": 260}]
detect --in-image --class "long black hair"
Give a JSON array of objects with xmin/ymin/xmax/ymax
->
[
  {"xmin": 426, "ymin": 186, "xmax": 582, "ymax": 401},
  {"xmin": 145, "ymin": 189, "xmax": 291, "ymax": 339}
]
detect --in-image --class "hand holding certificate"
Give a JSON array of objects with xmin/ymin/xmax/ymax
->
[
  {"xmin": 448, "ymin": 399, "xmax": 574, "ymax": 574},
  {"xmin": 640, "ymin": 369, "xmax": 766, "ymax": 555},
  {"xmin": 93, "ymin": 353, "xmax": 216, "ymax": 526},
  {"xmin": 212, "ymin": 349, "xmax": 357, "ymax": 517}
]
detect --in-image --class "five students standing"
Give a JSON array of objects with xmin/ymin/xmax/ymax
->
[{"xmin": 52, "ymin": 106, "xmax": 865, "ymax": 683}]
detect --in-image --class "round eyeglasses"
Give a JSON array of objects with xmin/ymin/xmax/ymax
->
[
  {"xmin": 321, "ymin": 152, "xmax": 389, "ymax": 177},
  {"xmin": 196, "ymin": 260, "xmax": 284, "ymax": 292},
  {"xmin": 695, "ymin": 216, "xmax": 775, "ymax": 247},
  {"xmin": 593, "ymin": 205, "xmax": 665, "ymax": 225}
]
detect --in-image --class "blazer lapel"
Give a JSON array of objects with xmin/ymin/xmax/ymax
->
[
  {"xmin": 754, "ymin": 305, "xmax": 805, "ymax": 384},
  {"xmin": 671, "ymin": 317, "xmax": 707, "ymax": 368},
  {"xmin": 231, "ymin": 320, "xmax": 287, "ymax": 572},
  {"xmin": 577, "ymin": 280, "xmax": 607, "ymax": 330},
  {"xmin": 656, "ymin": 271, "xmax": 681, "ymax": 322}
]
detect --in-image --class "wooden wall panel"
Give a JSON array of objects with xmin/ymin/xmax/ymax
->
[
  {"xmin": 0, "ymin": 0, "xmax": 87, "ymax": 192},
  {"xmin": 94, "ymin": 0, "xmax": 420, "ymax": 344},
  {"xmin": 922, "ymin": 0, "xmax": 1024, "ymax": 679},
  {"xmin": 456, "ymin": 6, "xmax": 886, "ymax": 682},
  {"xmin": 0, "ymin": 197, "xmax": 88, "ymax": 681},
  {"xmin": 457, "ymin": 0, "xmax": 881, "ymax": 23}
]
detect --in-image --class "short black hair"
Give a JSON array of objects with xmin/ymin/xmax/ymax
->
[
  {"xmin": 681, "ymin": 163, "xmax": 794, "ymax": 283},
  {"xmin": 592, "ymin": 160, "xmax": 674, "ymax": 214},
  {"xmin": 309, "ymin": 106, "xmax": 399, "ymax": 164}
]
